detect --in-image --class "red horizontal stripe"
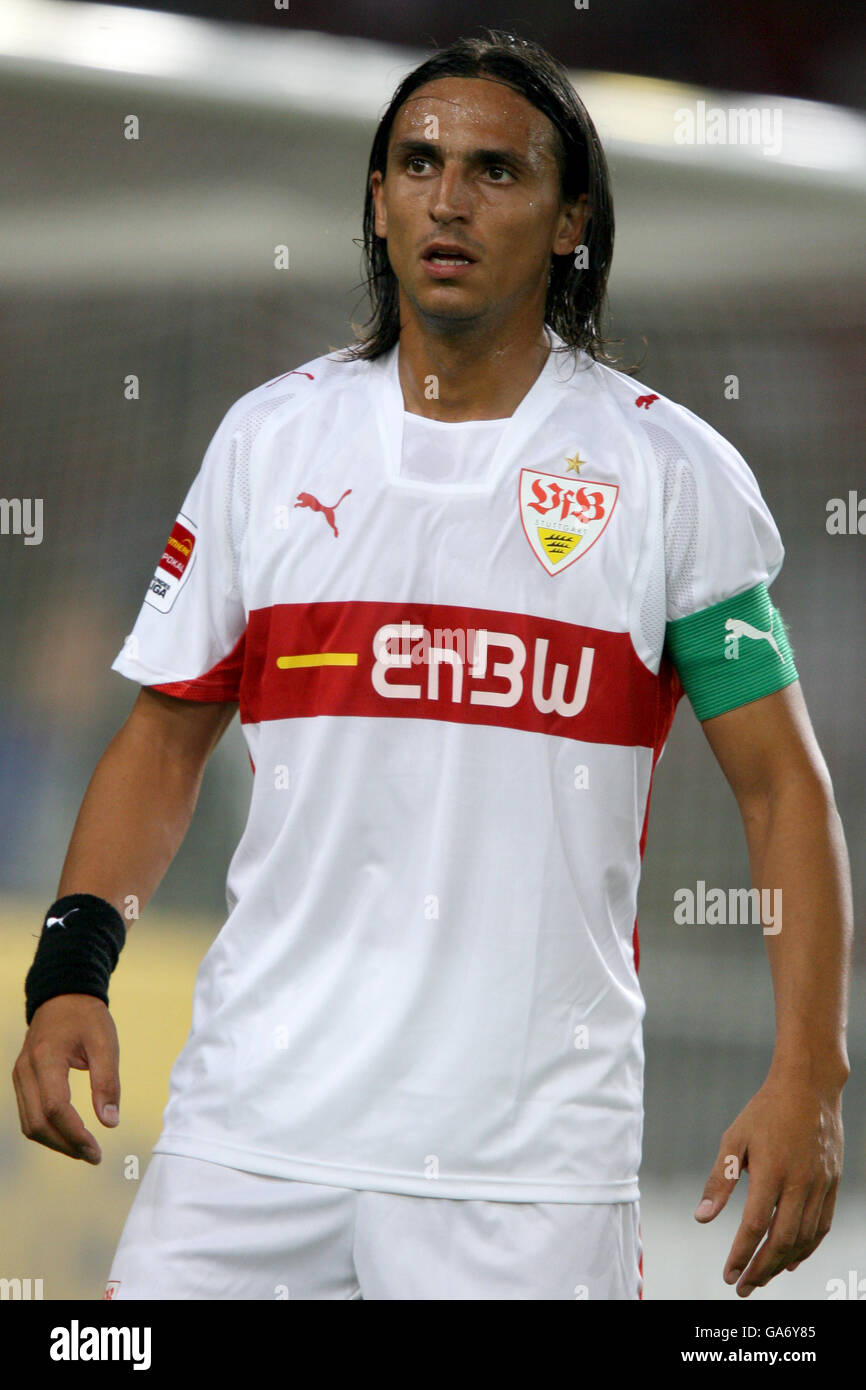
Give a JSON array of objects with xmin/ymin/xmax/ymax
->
[{"xmin": 239, "ymin": 601, "xmax": 674, "ymax": 748}]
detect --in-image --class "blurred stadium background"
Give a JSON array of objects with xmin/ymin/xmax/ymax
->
[{"xmin": 1, "ymin": 0, "xmax": 864, "ymax": 1300}]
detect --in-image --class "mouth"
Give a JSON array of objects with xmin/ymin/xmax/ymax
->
[{"xmin": 421, "ymin": 244, "xmax": 478, "ymax": 278}]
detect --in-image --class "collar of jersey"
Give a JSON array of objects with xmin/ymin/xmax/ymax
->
[{"xmin": 372, "ymin": 326, "xmax": 576, "ymax": 494}]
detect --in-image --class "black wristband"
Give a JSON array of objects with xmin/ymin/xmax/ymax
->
[{"xmin": 25, "ymin": 894, "xmax": 126, "ymax": 1026}]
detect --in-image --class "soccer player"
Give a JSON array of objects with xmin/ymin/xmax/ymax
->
[{"xmin": 14, "ymin": 32, "xmax": 851, "ymax": 1301}]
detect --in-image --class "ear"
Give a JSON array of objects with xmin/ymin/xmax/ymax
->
[
  {"xmin": 552, "ymin": 192, "xmax": 589, "ymax": 256},
  {"xmin": 370, "ymin": 171, "xmax": 387, "ymax": 238}
]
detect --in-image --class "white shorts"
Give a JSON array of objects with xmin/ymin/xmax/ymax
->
[{"xmin": 104, "ymin": 1153, "xmax": 642, "ymax": 1300}]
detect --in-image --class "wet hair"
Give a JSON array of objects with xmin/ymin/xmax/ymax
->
[{"xmin": 339, "ymin": 29, "xmax": 620, "ymax": 366}]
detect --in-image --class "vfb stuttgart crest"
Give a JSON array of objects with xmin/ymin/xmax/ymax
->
[{"xmin": 519, "ymin": 469, "xmax": 619, "ymax": 576}]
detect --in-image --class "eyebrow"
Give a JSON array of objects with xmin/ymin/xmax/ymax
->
[{"xmin": 389, "ymin": 138, "xmax": 535, "ymax": 175}]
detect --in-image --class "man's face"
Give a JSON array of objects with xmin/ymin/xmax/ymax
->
[{"xmin": 370, "ymin": 76, "xmax": 585, "ymax": 332}]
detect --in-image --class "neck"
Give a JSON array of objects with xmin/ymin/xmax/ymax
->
[{"xmin": 397, "ymin": 313, "xmax": 552, "ymax": 422}]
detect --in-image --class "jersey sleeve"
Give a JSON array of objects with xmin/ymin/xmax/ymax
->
[
  {"xmin": 649, "ymin": 405, "xmax": 799, "ymax": 721},
  {"xmin": 110, "ymin": 401, "xmax": 247, "ymax": 701}
]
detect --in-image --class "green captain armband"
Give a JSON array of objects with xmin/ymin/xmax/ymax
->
[{"xmin": 665, "ymin": 582, "xmax": 799, "ymax": 722}]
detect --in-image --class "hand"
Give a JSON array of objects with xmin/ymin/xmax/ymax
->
[
  {"xmin": 12, "ymin": 994, "xmax": 120, "ymax": 1163},
  {"xmin": 694, "ymin": 1069, "xmax": 843, "ymax": 1297}
]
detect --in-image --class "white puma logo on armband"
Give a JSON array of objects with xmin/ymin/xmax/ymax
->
[{"xmin": 723, "ymin": 616, "xmax": 783, "ymax": 662}]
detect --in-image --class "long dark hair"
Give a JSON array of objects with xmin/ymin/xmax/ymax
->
[{"xmin": 339, "ymin": 29, "xmax": 619, "ymax": 366}]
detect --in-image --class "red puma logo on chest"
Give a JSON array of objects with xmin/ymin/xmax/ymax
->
[{"xmin": 295, "ymin": 489, "xmax": 352, "ymax": 537}]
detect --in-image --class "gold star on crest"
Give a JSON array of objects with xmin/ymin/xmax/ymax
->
[{"xmin": 565, "ymin": 451, "xmax": 587, "ymax": 474}]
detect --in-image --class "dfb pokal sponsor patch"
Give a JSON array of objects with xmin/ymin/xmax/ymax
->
[{"xmin": 145, "ymin": 512, "xmax": 197, "ymax": 612}]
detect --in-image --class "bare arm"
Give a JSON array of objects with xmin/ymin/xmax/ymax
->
[
  {"xmin": 12, "ymin": 687, "xmax": 238, "ymax": 1163},
  {"xmin": 694, "ymin": 681, "xmax": 853, "ymax": 1295},
  {"xmin": 56, "ymin": 686, "xmax": 238, "ymax": 916}
]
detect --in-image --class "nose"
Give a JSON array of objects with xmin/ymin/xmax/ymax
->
[{"xmin": 428, "ymin": 160, "xmax": 472, "ymax": 223}]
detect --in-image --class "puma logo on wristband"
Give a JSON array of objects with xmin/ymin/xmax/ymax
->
[
  {"xmin": 45, "ymin": 908, "xmax": 80, "ymax": 929},
  {"xmin": 26, "ymin": 894, "xmax": 126, "ymax": 1025}
]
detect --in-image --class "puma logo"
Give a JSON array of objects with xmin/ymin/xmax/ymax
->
[
  {"xmin": 635, "ymin": 393, "xmax": 659, "ymax": 409},
  {"xmin": 266, "ymin": 369, "xmax": 315, "ymax": 388},
  {"xmin": 294, "ymin": 488, "xmax": 352, "ymax": 538},
  {"xmin": 724, "ymin": 616, "xmax": 782, "ymax": 661},
  {"xmin": 45, "ymin": 908, "xmax": 79, "ymax": 929}
]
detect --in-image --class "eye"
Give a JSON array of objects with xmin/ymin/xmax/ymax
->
[
  {"xmin": 486, "ymin": 165, "xmax": 514, "ymax": 183},
  {"xmin": 406, "ymin": 155, "xmax": 431, "ymax": 174}
]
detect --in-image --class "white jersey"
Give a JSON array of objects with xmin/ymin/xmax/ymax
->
[{"xmin": 111, "ymin": 328, "xmax": 789, "ymax": 1202}]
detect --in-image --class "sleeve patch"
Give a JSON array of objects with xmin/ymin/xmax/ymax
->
[
  {"xmin": 665, "ymin": 582, "xmax": 798, "ymax": 721},
  {"xmin": 144, "ymin": 512, "xmax": 198, "ymax": 613}
]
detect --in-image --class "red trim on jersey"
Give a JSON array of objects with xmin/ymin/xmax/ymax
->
[
  {"xmin": 239, "ymin": 600, "xmax": 669, "ymax": 746},
  {"xmin": 632, "ymin": 655, "xmax": 684, "ymax": 971},
  {"xmin": 631, "ymin": 663, "xmax": 681, "ymax": 1292},
  {"xmin": 149, "ymin": 631, "xmax": 246, "ymax": 702}
]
